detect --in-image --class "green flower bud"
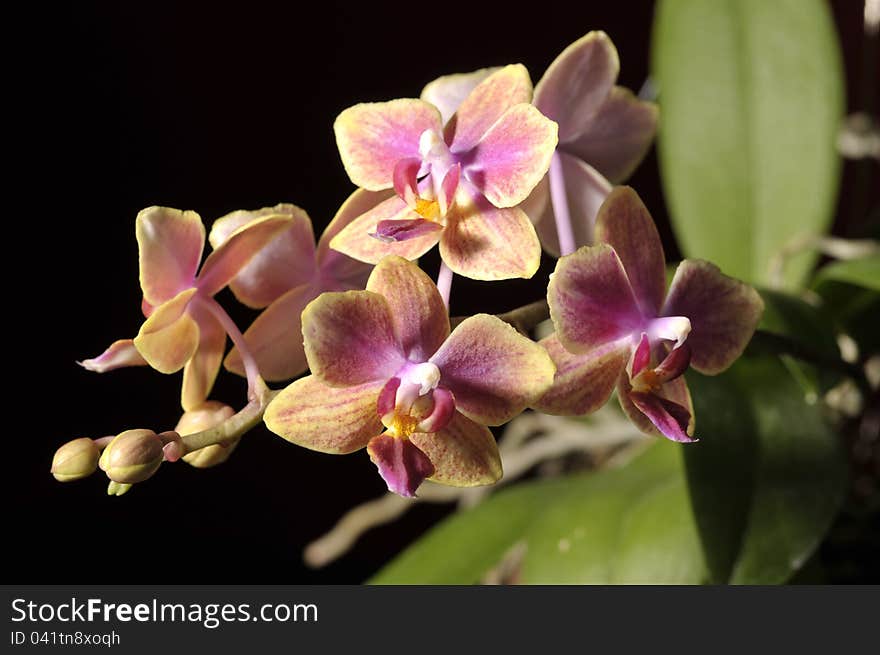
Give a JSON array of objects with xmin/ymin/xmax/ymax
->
[
  {"xmin": 107, "ymin": 481, "xmax": 132, "ymax": 496},
  {"xmin": 99, "ymin": 429, "xmax": 164, "ymax": 483},
  {"xmin": 51, "ymin": 438, "xmax": 101, "ymax": 482},
  {"xmin": 176, "ymin": 401, "xmax": 239, "ymax": 469}
]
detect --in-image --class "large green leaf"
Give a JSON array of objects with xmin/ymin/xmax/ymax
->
[
  {"xmin": 685, "ymin": 357, "xmax": 847, "ymax": 584},
  {"xmin": 812, "ymin": 256, "xmax": 880, "ymax": 293},
  {"xmin": 652, "ymin": 0, "xmax": 844, "ymax": 289}
]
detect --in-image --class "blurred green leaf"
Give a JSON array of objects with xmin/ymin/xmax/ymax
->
[
  {"xmin": 813, "ymin": 256, "xmax": 880, "ymax": 293},
  {"xmin": 685, "ymin": 357, "xmax": 847, "ymax": 584},
  {"xmin": 652, "ymin": 0, "xmax": 844, "ymax": 289}
]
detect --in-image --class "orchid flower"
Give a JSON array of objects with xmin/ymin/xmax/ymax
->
[
  {"xmin": 420, "ymin": 32, "xmax": 658, "ymax": 257},
  {"xmin": 329, "ymin": 65, "xmax": 558, "ymax": 281},
  {"xmin": 533, "ymin": 187, "xmax": 763, "ymax": 442},
  {"xmin": 264, "ymin": 256, "xmax": 556, "ymax": 497},
  {"xmin": 207, "ymin": 198, "xmax": 375, "ymax": 382},
  {"xmin": 81, "ymin": 206, "xmax": 292, "ymax": 409}
]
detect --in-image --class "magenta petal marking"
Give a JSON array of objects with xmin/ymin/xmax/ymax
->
[
  {"xmin": 417, "ymin": 387, "xmax": 456, "ymax": 433},
  {"xmin": 654, "ymin": 343, "xmax": 692, "ymax": 383},
  {"xmin": 630, "ymin": 332, "xmax": 651, "ymax": 378},
  {"xmin": 439, "ymin": 163, "xmax": 461, "ymax": 215},
  {"xmin": 377, "ymin": 377, "xmax": 401, "ymax": 418},
  {"xmin": 370, "ymin": 219, "xmax": 443, "ymax": 243},
  {"xmin": 628, "ymin": 391, "xmax": 696, "ymax": 443},
  {"xmin": 367, "ymin": 434, "xmax": 435, "ymax": 497},
  {"xmin": 393, "ymin": 157, "xmax": 422, "ymax": 207}
]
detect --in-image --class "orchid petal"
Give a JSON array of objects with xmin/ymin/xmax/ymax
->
[
  {"xmin": 328, "ymin": 194, "xmax": 442, "ymax": 264},
  {"xmin": 264, "ymin": 375, "xmax": 384, "ymax": 454},
  {"xmin": 392, "ymin": 157, "xmax": 423, "ymax": 207},
  {"xmin": 421, "ymin": 67, "xmax": 500, "ymax": 125},
  {"xmin": 136, "ymin": 206, "xmax": 205, "ymax": 306},
  {"xmin": 534, "ymin": 31, "xmax": 620, "ymax": 142},
  {"xmin": 526, "ymin": 153, "xmax": 612, "ymax": 257},
  {"xmin": 79, "ymin": 339, "xmax": 148, "ymax": 373},
  {"xmin": 430, "ymin": 314, "xmax": 555, "ymax": 425},
  {"xmin": 438, "ymin": 164, "xmax": 461, "ymax": 216},
  {"xmin": 466, "ymin": 103, "xmax": 558, "ymax": 208},
  {"xmin": 662, "ymin": 260, "xmax": 764, "ymax": 375},
  {"xmin": 548, "ymin": 244, "xmax": 643, "ymax": 354},
  {"xmin": 410, "ymin": 412, "xmax": 502, "ymax": 487},
  {"xmin": 181, "ymin": 302, "xmax": 226, "ymax": 411},
  {"xmin": 417, "ymin": 387, "xmax": 456, "ymax": 433},
  {"xmin": 196, "ymin": 214, "xmax": 293, "ymax": 298},
  {"xmin": 366, "ymin": 256, "xmax": 449, "ymax": 362},
  {"xmin": 334, "ymin": 99, "xmax": 443, "ymax": 190},
  {"xmin": 618, "ymin": 374, "xmax": 695, "ymax": 441},
  {"xmin": 654, "ymin": 343, "xmax": 692, "ymax": 383},
  {"xmin": 562, "ymin": 86, "xmax": 659, "ymax": 183},
  {"xmin": 532, "ymin": 333, "xmax": 630, "ymax": 416},
  {"xmin": 209, "ymin": 204, "xmax": 317, "ymax": 309},
  {"xmin": 439, "ymin": 192, "xmax": 541, "ymax": 280},
  {"xmin": 133, "ymin": 288, "xmax": 199, "ymax": 374},
  {"xmin": 594, "ymin": 186, "xmax": 666, "ymax": 317},
  {"xmin": 367, "ymin": 434, "xmax": 435, "ymax": 497},
  {"xmin": 447, "ymin": 64, "xmax": 533, "ymax": 153},
  {"xmin": 302, "ymin": 290, "xmax": 405, "ymax": 386},
  {"xmin": 630, "ymin": 332, "xmax": 651, "ymax": 378},
  {"xmin": 224, "ymin": 284, "xmax": 316, "ymax": 382},
  {"xmin": 372, "ymin": 218, "xmax": 444, "ymax": 243}
]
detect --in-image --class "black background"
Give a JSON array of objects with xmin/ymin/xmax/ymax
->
[{"xmin": 10, "ymin": 1, "xmax": 873, "ymax": 583}]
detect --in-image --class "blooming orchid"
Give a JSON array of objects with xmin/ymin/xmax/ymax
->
[
  {"xmin": 421, "ymin": 32, "xmax": 658, "ymax": 257},
  {"xmin": 81, "ymin": 206, "xmax": 292, "ymax": 409},
  {"xmin": 533, "ymin": 187, "xmax": 764, "ymax": 442},
  {"xmin": 264, "ymin": 256, "xmax": 556, "ymax": 497},
  {"xmin": 329, "ymin": 65, "xmax": 558, "ymax": 281},
  {"xmin": 207, "ymin": 198, "xmax": 375, "ymax": 382}
]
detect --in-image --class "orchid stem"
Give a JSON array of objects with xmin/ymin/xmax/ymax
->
[
  {"xmin": 548, "ymin": 151, "xmax": 577, "ymax": 257},
  {"xmin": 198, "ymin": 295, "xmax": 263, "ymax": 400},
  {"xmin": 180, "ymin": 389, "xmax": 280, "ymax": 453},
  {"xmin": 437, "ymin": 261, "xmax": 454, "ymax": 310}
]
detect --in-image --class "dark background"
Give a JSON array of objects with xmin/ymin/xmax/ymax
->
[{"xmin": 11, "ymin": 1, "xmax": 873, "ymax": 583}]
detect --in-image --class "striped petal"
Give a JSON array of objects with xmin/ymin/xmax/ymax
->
[
  {"xmin": 334, "ymin": 99, "xmax": 443, "ymax": 190},
  {"xmin": 562, "ymin": 86, "xmax": 658, "ymax": 183},
  {"xmin": 367, "ymin": 433, "xmax": 434, "ymax": 497},
  {"xmin": 618, "ymin": 373, "xmax": 695, "ymax": 442},
  {"xmin": 209, "ymin": 204, "xmax": 317, "ymax": 309},
  {"xmin": 196, "ymin": 214, "xmax": 293, "ymax": 298},
  {"xmin": 328, "ymin": 194, "xmax": 442, "ymax": 265},
  {"xmin": 264, "ymin": 375, "xmax": 384, "ymax": 454},
  {"xmin": 534, "ymin": 31, "xmax": 619, "ymax": 142},
  {"xmin": 181, "ymin": 302, "xmax": 226, "ymax": 411},
  {"xmin": 136, "ymin": 206, "xmax": 205, "ymax": 306},
  {"xmin": 430, "ymin": 314, "xmax": 556, "ymax": 426},
  {"xmin": 79, "ymin": 339, "xmax": 147, "ymax": 373},
  {"xmin": 133, "ymin": 288, "xmax": 199, "ymax": 374},
  {"xmin": 366, "ymin": 256, "xmax": 449, "ymax": 362},
  {"xmin": 663, "ymin": 260, "xmax": 764, "ymax": 375},
  {"xmin": 532, "ymin": 333, "xmax": 630, "ymax": 416},
  {"xmin": 466, "ymin": 103, "xmax": 558, "ymax": 208},
  {"xmin": 302, "ymin": 290, "xmax": 405, "ymax": 386},
  {"xmin": 225, "ymin": 284, "xmax": 316, "ymax": 383},
  {"xmin": 527, "ymin": 153, "xmax": 612, "ymax": 257},
  {"xmin": 439, "ymin": 191, "xmax": 541, "ymax": 280},
  {"xmin": 548, "ymin": 244, "xmax": 644, "ymax": 354},
  {"xmin": 421, "ymin": 67, "xmax": 500, "ymax": 125},
  {"xmin": 410, "ymin": 412, "xmax": 502, "ymax": 487},
  {"xmin": 594, "ymin": 187, "xmax": 666, "ymax": 317},
  {"xmin": 447, "ymin": 64, "xmax": 533, "ymax": 153}
]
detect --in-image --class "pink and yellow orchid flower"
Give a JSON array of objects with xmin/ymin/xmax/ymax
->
[
  {"xmin": 534, "ymin": 187, "xmax": 763, "ymax": 442},
  {"xmin": 207, "ymin": 198, "xmax": 375, "ymax": 382},
  {"xmin": 81, "ymin": 206, "xmax": 291, "ymax": 409},
  {"xmin": 265, "ymin": 256, "xmax": 556, "ymax": 497},
  {"xmin": 329, "ymin": 65, "xmax": 558, "ymax": 281}
]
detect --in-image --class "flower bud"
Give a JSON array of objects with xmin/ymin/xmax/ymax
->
[
  {"xmin": 99, "ymin": 429, "xmax": 164, "ymax": 483},
  {"xmin": 51, "ymin": 438, "xmax": 101, "ymax": 482},
  {"xmin": 175, "ymin": 401, "xmax": 239, "ymax": 469},
  {"xmin": 107, "ymin": 481, "xmax": 132, "ymax": 496}
]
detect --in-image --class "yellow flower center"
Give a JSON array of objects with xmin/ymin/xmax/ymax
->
[
  {"xmin": 388, "ymin": 412, "xmax": 420, "ymax": 439},
  {"xmin": 415, "ymin": 197, "xmax": 441, "ymax": 221},
  {"xmin": 631, "ymin": 369, "xmax": 662, "ymax": 394}
]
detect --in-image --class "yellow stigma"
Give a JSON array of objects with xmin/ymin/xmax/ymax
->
[
  {"xmin": 389, "ymin": 413, "xmax": 420, "ymax": 439},
  {"xmin": 631, "ymin": 369, "xmax": 662, "ymax": 394},
  {"xmin": 414, "ymin": 197, "xmax": 441, "ymax": 221}
]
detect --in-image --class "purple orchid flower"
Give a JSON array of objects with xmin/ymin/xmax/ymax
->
[
  {"xmin": 533, "ymin": 187, "xmax": 764, "ymax": 442},
  {"xmin": 81, "ymin": 206, "xmax": 292, "ymax": 409},
  {"xmin": 329, "ymin": 65, "xmax": 558, "ymax": 281},
  {"xmin": 207, "ymin": 197, "xmax": 375, "ymax": 382},
  {"xmin": 264, "ymin": 256, "xmax": 556, "ymax": 497},
  {"xmin": 421, "ymin": 32, "xmax": 658, "ymax": 257}
]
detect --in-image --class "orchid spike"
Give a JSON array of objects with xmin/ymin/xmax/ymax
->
[
  {"xmin": 81, "ymin": 206, "xmax": 292, "ymax": 410},
  {"xmin": 208, "ymin": 199, "xmax": 374, "ymax": 382},
  {"xmin": 264, "ymin": 256, "xmax": 556, "ymax": 497},
  {"xmin": 330, "ymin": 65, "xmax": 558, "ymax": 281},
  {"xmin": 534, "ymin": 187, "xmax": 763, "ymax": 442}
]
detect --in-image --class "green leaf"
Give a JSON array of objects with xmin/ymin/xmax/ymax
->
[
  {"xmin": 685, "ymin": 357, "xmax": 847, "ymax": 584},
  {"xmin": 652, "ymin": 0, "xmax": 844, "ymax": 289},
  {"xmin": 813, "ymin": 256, "xmax": 880, "ymax": 292}
]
